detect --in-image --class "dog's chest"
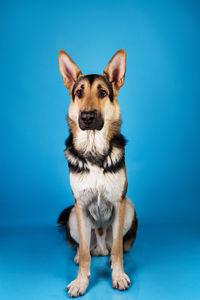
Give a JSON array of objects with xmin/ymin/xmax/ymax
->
[{"xmin": 69, "ymin": 163, "xmax": 126, "ymax": 206}]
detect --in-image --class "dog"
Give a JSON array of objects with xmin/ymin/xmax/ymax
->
[{"xmin": 57, "ymin": 49, "xmax": 138, "ymax": 297}]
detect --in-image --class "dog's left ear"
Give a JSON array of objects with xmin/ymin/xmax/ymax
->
[
  {"xmin": 58, "ymin": 50, "xmax": 82, "ymax": 93},
  {"xmin": 103, "ymin": 49, "xmax": 126, "ymax": 90}
]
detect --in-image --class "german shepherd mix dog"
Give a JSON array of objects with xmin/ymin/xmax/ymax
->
[{"xmin": 57, "ymin": 49, "xmax": 138, "ymax": 297}]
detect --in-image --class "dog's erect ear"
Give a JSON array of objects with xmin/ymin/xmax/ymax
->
[
  {"xmin": 103, "ymin": 49, "xmax": 126, "ymax": 90},
  {"xmin": 58, "ymin": 50, "xmax": 82, "ymax": 92}
]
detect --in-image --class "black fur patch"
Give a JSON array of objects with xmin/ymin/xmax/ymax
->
[
  {"xmin": 57, "ymin": 206, "xmax": 78, "ymax": 247},
  {"xmin": 66, "ymin": 134, "xmax": 85, "ymax": 163},
  {"xmin": 111, "ymin": 133, "xmax": 127, "ymax": 148},
  {"xmin": 85, "ymin": 152, "xmax": 105, "ymax": 168},
  {"xmin": 102, "ymin": 75, "xmax": 114, "ymax": 102},
  {"xmin": 67, "ymin": 161, "xmax": 89, "ymax": 174},
  {"xmin": 103, "ymin": 156, "xmax": 125, "ymax": 173},
  {"xmin": 103, "ymin": 133, "xmax": 127, "ymax": 173},
  {"xmin": 72, "ymin": 74, "xmax": 113, "ymax": 102},
  {"xmin": 84, "ymin": 74, "xmax": 99, "ymax": 85},
  {"xmin": 65, "ymin": 134, "xmax": 89, "ymax": 173},
  {"xmin": 123, "ymin": 213, "xmax": 138, "ymax": 252}
]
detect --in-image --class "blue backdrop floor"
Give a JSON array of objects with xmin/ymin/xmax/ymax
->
[{"xmin": 1, "ymin": 223, "xmax": 199, "ymax": 300}]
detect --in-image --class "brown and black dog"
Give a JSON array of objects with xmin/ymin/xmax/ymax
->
[{"xmin": 57, "ymin": 50, "xmax": 138, "ymax": 297}]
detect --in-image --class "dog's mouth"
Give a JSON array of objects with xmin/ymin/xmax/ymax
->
[{"xmin": 78, "ymin": 110, "xmax": 104, "ymax": 131}]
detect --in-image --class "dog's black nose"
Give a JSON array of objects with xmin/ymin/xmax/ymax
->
[{"xmin": 80, "ymin": 111, "xmax": 96, "ymax": 125}]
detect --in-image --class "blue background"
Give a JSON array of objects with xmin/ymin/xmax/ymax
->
[{"xmin": 1, "ymin": 0, "xmax": 200, "ymax": 299}]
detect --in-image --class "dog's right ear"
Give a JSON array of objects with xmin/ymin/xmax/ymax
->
[
  {"xmin": 58, "ymin": 50, "xmax": 82, "ymax": 92},
  {"xmin": 103, "ymin": 49, "xmax": 126, "ymax": 91}
]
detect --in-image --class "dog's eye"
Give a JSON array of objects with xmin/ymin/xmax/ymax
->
[
  {"xmin": 76, "ymin": 89, "xmax": 83, "ymax": 99},
  {"xmin": 98, "ymin": 89, "xmax": 108, "ymax": 99}
]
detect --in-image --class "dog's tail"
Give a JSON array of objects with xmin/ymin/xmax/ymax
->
[
  {"xmin": 57, "ymin": 205, "xmax": 74, "ymax": 226},
  {"xmin": 57, "ymin": 205, "xmax": 78, "ymax": 247}
]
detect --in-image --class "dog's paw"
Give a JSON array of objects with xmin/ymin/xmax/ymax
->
[
  {"xmin": 91, "ymin": 246, "xmax": 109, "ymax": 256},
  {"xmin": 112, "ymin": 272, "xmax": 131, "ymax": 291},
  {"xmin": 74, "ymin": 253, "xmax": 79, "ymax": 265},
  {"xmin": 66, "ymin": 278, "xmax": 89, "ymax": 297}
]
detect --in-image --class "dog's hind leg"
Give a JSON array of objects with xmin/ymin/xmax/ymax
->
[
  {"xmin": 123, "ymin": 198, "xmax": 138, "ymax": 252},
  {"xmin": 107, "ymin": 198, "xmax": 138, "ymax": 264}
]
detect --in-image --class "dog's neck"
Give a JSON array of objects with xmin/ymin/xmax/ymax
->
[
  {"xmin": 73, "ymin": 129, "xmax": 110, "ymax": 157},
  {"xmin": 65, "ymin": 128, "xmax": 127, "ymax": 172},
  {"xmin": 66, "ymin": 127, "xmax": 126, "ymax": 161}
]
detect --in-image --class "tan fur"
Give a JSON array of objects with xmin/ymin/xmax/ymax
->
[
  {"xmin": 111, "ymin": 199, "xmax": 125, "ymax": 268},
  {"xmin": 75, "ymin": 201, "xmax": 91, "ymax": 272},
  {"xmin": 67, "ymin": 76, "xmax": 121, "ymax": 148},
  {"xmin": 67, "ymin": 201, "xmax": 91, "ymax": 297},
  {"xmin": 111, "ymin": 199, "xmax": 131, "ymax": 290}
]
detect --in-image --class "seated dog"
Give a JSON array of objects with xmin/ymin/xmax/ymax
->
[{"xmin": 57, "ymin": 49, "xmax": 138, "ymax": 297}]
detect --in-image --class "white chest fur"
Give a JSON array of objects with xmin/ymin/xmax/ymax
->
[{"xmin": 69, "ymin": 163, "xmax": 126, "ymax": 207}]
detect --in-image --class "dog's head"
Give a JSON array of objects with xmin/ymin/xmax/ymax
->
[{"xmin": 58, "ymin": 50, "xmax": 126, "ymax": 138}]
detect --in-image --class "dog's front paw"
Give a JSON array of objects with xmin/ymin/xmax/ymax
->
[
  {"xmin": 112, "ymin": 272, "xmax": 131, "ymax": 291},
  {"xmin": 66, "ymin": 277, "xmax": 89, "ymax": 297}
]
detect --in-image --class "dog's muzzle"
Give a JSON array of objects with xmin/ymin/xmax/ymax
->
[{"xmin": 78, "ymin": 110, "xmax": 104, "ymax": 130}]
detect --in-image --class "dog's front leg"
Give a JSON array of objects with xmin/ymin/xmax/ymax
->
[
  {"xmin": 67, "ymin": 200, "xmax": 91, "ymax": 297},
  {"xmin": 111, "ymin": 199, "xmax": 131, "ymax": 290}
]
